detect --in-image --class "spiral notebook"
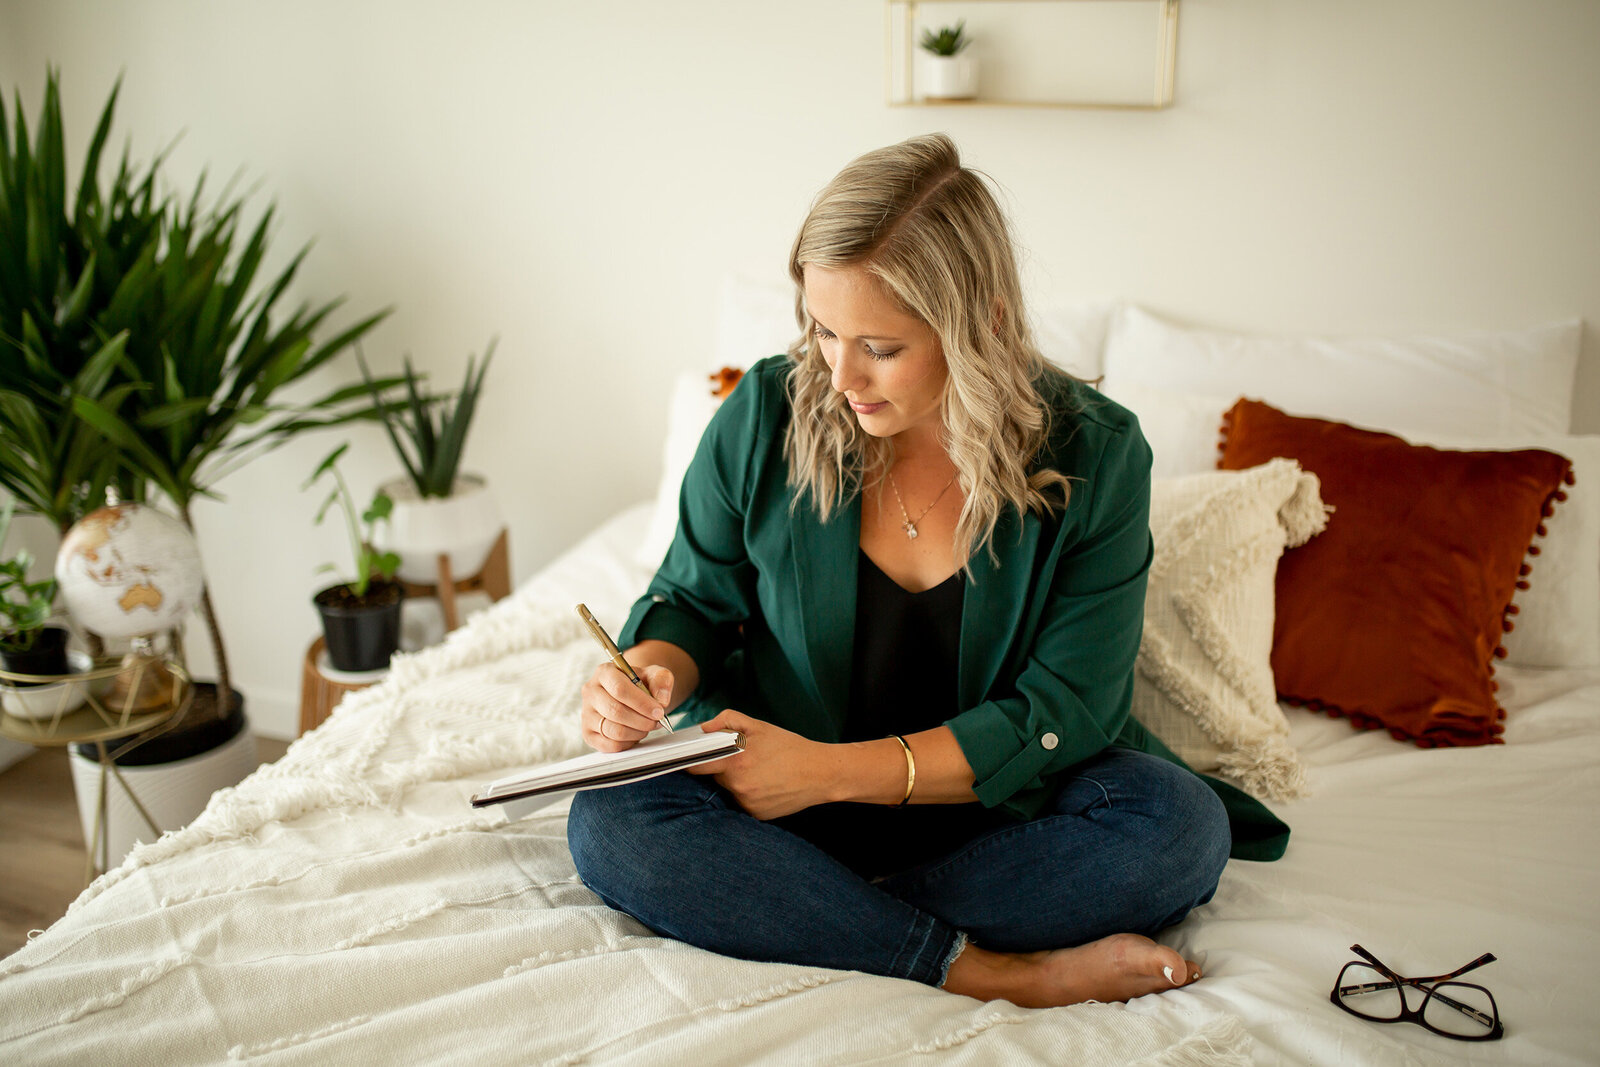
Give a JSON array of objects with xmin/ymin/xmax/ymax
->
[{"xmin": 470, "ymin": 728, "xmax": 744, "ymax": 814}]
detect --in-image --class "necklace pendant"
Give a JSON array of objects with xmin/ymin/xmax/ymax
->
[{"xmin": 903, "ymin": 522, "xmax": 918, "ymax": 540}]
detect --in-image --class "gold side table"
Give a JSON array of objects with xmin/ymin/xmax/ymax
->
[{"xmin": 0, "ymin": 658, "xmax": 191, "ymax": 883}]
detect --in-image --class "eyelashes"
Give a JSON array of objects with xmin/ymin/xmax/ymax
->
[{"xmin": 812, "ymin": 324, "xmax": 898, "ymax": 361}]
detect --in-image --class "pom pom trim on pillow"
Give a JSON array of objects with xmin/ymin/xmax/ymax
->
[{"xmin": 1217, "ymin": 399, "xmax": 1575, "ymax": 748}]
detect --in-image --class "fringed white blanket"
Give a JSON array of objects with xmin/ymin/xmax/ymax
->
[{"xmin": 0, "ymin": 592, "xmax": 1253, "ymax": 1065}]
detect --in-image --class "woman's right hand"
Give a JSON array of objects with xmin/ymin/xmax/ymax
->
[{"xmin": 579, "ymin": 660, "xmax": 674, "ymax": 753}]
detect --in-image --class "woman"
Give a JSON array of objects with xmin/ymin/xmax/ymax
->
[{"xmin": 568, "ymin": 134, "xmax": 1287, "ymax": 1009}]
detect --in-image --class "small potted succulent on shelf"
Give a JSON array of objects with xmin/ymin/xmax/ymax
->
[
  {"xmin": 0, "ymin": 499, "xmax": 69, "ymax": 684},
  {"xmin": 919, "ymin": 20, "xmax": 978, "ymax": 101},
  {"xmin": 358, "ymin": 340, "xmax": 502, "ymax": 588},
  {"xmin": 304, "ymin": 444, "xmax": 404, "ymax": 673}
]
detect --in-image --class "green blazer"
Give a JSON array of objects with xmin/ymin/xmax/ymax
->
[{"xmin": 620, "ymin": 356, "xmax": 1289, "ymax": 861}]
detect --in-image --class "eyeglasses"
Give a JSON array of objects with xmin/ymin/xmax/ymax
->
[{"xmin": 1330, "ymin": 944, "xmax": 1504, "ymax": 1041}]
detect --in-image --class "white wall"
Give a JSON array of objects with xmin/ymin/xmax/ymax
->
[{"xmin": 5, "ymin": 0, "xmax": 1598, "ymax": 739}]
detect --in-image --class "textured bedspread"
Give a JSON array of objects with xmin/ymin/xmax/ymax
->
[
  {"xmin": 3, "ymin": 503, "xmax": 1596, "ymax": 1065},
  {"xmin": 0, "ymin": 593, "xmax": 1249, "ymax": 1066}
]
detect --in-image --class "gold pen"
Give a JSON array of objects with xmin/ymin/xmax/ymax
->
[{"xmin": 576, "ymin": 603, "xmax": 673, "ymax": 733}]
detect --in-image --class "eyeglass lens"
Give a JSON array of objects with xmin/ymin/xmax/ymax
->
[
  {"xmin": 1336, "ymin": 965, "xmax": 1403, "ymax": 1020},
  {"xmin": 1336, "ymin": 964, "xmax": 1498, "ymax": 1038},
  {"xmin": 1423, "ymin": 983, "xmax": 1497, "ymax": 1038}
]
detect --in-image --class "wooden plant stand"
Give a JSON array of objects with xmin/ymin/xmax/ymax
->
[
  {"xmin": 397, "ymin": 528, "xmax": 512, "ymax": 632},
  {"xmin": 298, "ymin": 529, "xmax": 512, "ymax": 735}
]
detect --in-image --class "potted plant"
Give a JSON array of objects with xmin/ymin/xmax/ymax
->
[
  {"xmin": 919, "ymin": 20, "xmax": 979, "ymax": 101},
  {"xmin": 0, "ymin": 500, "xmax": 68, "ymax": 683},
  {"xmin": 304, "ymin": 443, "xmax": 403, "ymax": 673},
  {"xmin": 6, "ymin": 68, "xmax": 394, "ymax": 723},
  {"xmin": 58, "ymin": 126, "xmax": 392, "ymax": 726},
  {"xmin": 0, "ymin": 71, "xmax": 165, "ymax": 535},
  {"xmin": 3, "ymin": 70, "xmax": 389, "ymax": 857},
  {"xmin": 358, "ymin": 341, "xmax": 502, "ymax": 587}
]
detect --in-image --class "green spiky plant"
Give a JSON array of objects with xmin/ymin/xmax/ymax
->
[
  {"xmin": 70, "ymin": 187, "xmax": 393, "ymax": 707},
  {"xmin": 0, "ymin": 71, "xmax": 165, "ymax": 533},
  {"xmin": 919, "ymin": 20, "xmax": 971, "ymax": 56},
  {"xmin": 2, "ymin": 68, "xmax": 394, "ymax": 711},
  {"xmin": 357, "ymin": 339, "xmax": 495, "ymax": 499}
]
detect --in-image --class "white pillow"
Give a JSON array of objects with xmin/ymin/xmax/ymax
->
[
  {"xmin": 636, "ymin": 277, "xmax": 785, "ymax": 570},
  {"xmin": 1032, "ymin": 298, "xmax": 1117, "ymax": 380},
  {"xmin": 1101, "ymin": 305, "xmax": 1582, "ymax": 439},
  {"xmin": 1110, "ymin": 384, "xmax": 1600, "ymax": 670},
  {"xmin": 713, "ymin": 274, "xmax": 795, "ymax": 370},
  {"xmin": 634, "ymin": 371, "xmax": 735, "ymax": 569},
  {"xmin": 1135, "ymin": 459, "xmax": 1327, "ymax": 800},
  {"xmin": 1113, "ymin": 382, "xmax": 1232, "ymax": 478}
]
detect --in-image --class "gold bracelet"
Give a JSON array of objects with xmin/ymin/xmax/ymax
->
[{"xmin": 891, "ymin": 734, "xmax": 915, "ymax": 806}]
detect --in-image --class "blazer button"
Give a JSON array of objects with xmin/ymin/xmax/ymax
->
[
  {"xmin": 1041, "ymin": 732, "xmax": 1059, "ymax": 750},
  {"xmin": 651, "ymin": 594, "xmax": 667, "ymax": 603}
]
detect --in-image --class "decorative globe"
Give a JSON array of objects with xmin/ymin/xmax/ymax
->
[{"xmin": 55, "ymin": 504, "xmax": 204, "ymax": 640}]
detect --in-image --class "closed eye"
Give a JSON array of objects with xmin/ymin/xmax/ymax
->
[{"xmin": 812, "ymin": 323, "xmax": 898, "ymax": 361}]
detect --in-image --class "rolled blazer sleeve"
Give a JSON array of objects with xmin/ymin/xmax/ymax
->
[
  {"xmin": 617, "ymin": 364, "xmax": 769, "ymax": 689},
  {"xmin": 946, "ymin": 413, "xmax": 1154, "ymax": 818}
]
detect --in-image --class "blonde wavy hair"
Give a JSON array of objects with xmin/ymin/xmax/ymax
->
[{"xmin": 784, "ymin": 133, "xmax": 1078, "ymax": 569}]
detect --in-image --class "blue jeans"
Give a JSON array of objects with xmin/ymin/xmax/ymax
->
[{"xmin": 566, "ymin": 747, "xmax": 1230, "ymax": 987}]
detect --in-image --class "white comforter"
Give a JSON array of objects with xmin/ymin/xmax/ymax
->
[{"xmin": 1, "ymin": 504, "xmax": 1596, "ymax": 1066}]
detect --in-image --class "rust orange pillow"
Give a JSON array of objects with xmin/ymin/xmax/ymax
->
[{"xmin": 1217, "ymin": 398, "xmax": 1574, "ymax": 747}]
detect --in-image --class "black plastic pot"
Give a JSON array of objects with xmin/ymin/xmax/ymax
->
[
  {"xmin": 74, "ymin": 682, "xmax": 246, "ymax": 766},
  {"xmin": 0, "ymin": 625, "xmax": 71, "ymax": 685},
  {"xmin": 313, "ymin": 580, "xmax": 404, "ymax": 672}
]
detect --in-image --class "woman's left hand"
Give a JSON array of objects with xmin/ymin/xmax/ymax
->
[{"xmin": 687, "ymin": 710, "xmax": 839, "ymax": 821}]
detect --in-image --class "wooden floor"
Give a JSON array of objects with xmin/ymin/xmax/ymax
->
[{"xmin": 0, "ymin": 736, "xmax": 289, "ymax": 959}]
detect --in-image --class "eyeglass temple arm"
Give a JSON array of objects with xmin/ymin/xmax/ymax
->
[
  {"xmin": 1348, "ymin": 945, "xmax": 1497, "ymax": 985},
  {"xmin": 1348, "ymin": 944, "xmax": 1402, "ymax": 983},
  {"xmin": 1418, "ymin": 952, "xmax": 1497, "ymax": 984}
]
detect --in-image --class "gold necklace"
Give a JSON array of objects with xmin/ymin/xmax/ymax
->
[{"xmin": 886, "ymin": 469, "xmax": 958, "ymax": 540}]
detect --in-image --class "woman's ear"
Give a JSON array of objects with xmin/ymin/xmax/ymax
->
[{"xmin": 990, "ymin": 297, "xmax": 1006, "ymax": 337}]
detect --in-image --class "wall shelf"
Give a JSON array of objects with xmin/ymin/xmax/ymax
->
[{"xmin": 886, "ymin": 0, "xmax": 1180, "ymax": 111}]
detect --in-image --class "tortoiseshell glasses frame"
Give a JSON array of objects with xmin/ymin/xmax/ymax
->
[{"xmin": 1330, "ymin": 944, "xmax": 1504, "ymax": 1041}]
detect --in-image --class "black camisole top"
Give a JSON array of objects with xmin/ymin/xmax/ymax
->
[{"xmin": 771, "ymin": 550, "xmax": 1007, "ymax": 879}]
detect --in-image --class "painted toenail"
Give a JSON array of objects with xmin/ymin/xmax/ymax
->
[{"xmin": 1163, "ymin": 966, "xmax": 1177, "ymax": 985}]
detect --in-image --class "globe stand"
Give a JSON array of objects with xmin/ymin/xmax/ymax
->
[
  {"xmin": 105, "ymin": 635, "xmax": 178, "ymax": 713},
  {"xmin": 0, "ymin": 656, "xmax": 192, "ymax": 883},
  {"xmin": 48, "ymin": 502, "xmax": 247, "ymax": 877}
]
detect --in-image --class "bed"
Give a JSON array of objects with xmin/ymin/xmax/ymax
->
[{"xmin": 2, "ymin": 293, "xmax": 1597, "ymax": 1066}]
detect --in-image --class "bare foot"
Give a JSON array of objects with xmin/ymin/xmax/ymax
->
[{"xmin": 942, "ymin": 933, "xmax": 1202, "ymax": 1008}]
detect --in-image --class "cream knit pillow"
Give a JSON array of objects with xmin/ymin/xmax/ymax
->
[{"xmin": 1134, "ymin": 458, "xmax": 1329, "ymax": 801}]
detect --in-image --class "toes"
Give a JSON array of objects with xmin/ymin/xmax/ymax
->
[{"xmin": 1155, "ymin": 948, "xmax": 1203, "ymax": 987}]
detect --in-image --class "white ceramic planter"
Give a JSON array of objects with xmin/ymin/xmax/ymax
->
[
  {"xmin": 921, "ymin": 52, "xmax": 979, "ymax": 100},
  {"xmin": 69, "ymin": 726, "xmax": 258, "ymax": 871},
  {"xmin": 374, "ymin": 474, "xmax": 504, "ymax": 585},
  {"xmin": 1, "ymin": 649, "xmax": 92, "ymax": 720}
]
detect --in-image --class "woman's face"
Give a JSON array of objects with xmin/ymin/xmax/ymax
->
[{"xmin": 802, "ymin": 264, "xmax": 947, "ymax": 442}]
